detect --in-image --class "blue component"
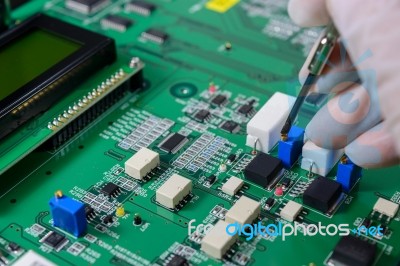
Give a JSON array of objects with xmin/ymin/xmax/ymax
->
[
  {"xmin": 49, "ymin": 195, "xmax": 87, "ymax": 237},
  {"xmin": 278, "ymin": 126, "xmax": 305, "ymax": 168},
  {"xmin": 336, "ymin": 159, "xmax": 363, "ymax": 192}
]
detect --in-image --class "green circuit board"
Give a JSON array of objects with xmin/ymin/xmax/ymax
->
[{"xmin": 0, "ymin": 0, "xmax": 400, "ymax": 265}]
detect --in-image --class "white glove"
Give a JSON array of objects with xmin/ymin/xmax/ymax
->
[{"xmin": 288, "ymin": 0, "xmax": 400, "ymax": 168}]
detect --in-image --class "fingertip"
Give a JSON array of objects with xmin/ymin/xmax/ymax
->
[
  {"xmin": 345, "ymin": 124, "xmax": 400, "ymax": 168},
  {"xmin": 288, "ymin": 0, "xmax": 331, "ymax": 27}
]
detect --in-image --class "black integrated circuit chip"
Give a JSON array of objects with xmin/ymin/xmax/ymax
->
[
  {"xmin": 101, "ymin": 15, "xmax": 133, "ymax": 32},
  {"xmin": 43, "ymin": 231, "xmax": 66, "ymax": 248},
  {"xmin": 194, "ymin": 109, "xmax": 210, "ymax": 122},
  {"xmin": 238, "ymin": 104, "xmax": 253, "ymax": 116},
  {"xmin": 330, "ymin": 235, "xmax": 376, "ymax": 266},
  {"xmin": 160, "ymin": 133, "xmax": 187, "ymax": 153},
  {"xmin": 244, "ymin": 152, "xmax": 283, "ymax": 187},
  {"xmin": 220, "ymin": 120, "xmax": 239, "ymax": 133},
  {"xmin": 141, "ymin": 28, "xmax": 169, "ymax": 44},
  {"xmin": 166, "ymin": 254, "xmax": 188, "ymax": 266},
  {"xmin": 66, "ymin": 0, "xmax": 109, "ymax": 14},
  {"xmin": 211, "ymin": 94, "xmax": 227, "ymax": 106},
  {"xmin": 101, "ymin": 182, "xmax": 121, "ymax": 197},
  {"xmin": 303, "ymin": 177, "xmax": 342, "ymax": 213},
  {"xmin": 126, "ymin": 0, "xmax": 156, "ymax": 15}
]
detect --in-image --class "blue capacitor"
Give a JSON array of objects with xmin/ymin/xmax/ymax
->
[
  {"xmin": 278, "ymin": 126, "xmax": 305, "ymax": 168},
  {"xmin": 49, "ymin": 194, "xmax": 87, "ymax": 237},
  {"xmin": 336, "ymin": 159, "xmax": 362, "ymax": 192}
]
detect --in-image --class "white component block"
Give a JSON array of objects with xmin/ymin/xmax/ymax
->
[
  {"xmin": 246, "ymin": 92, "xmax": 296, "ymax": 152},
  {"xmin": 301, "ymin": 140, "xmax": 343, "ymax": 177},
  {"xmin": 13, "ymin": 250, "xmax": 56, "ymax": 266},
  {"xmin": 280, "ymin": 200, "xmax": 303, "ymax": 222},
  {"xmin": 125, "ymin": 147, "xmax": 160, "ymax": 180},
  {"xmin": 373, "ymin": 198, "xmax": 399, "ymax": 218},
  {"xmin": 225, "ymin": 196, "xmax": 261, "ymax": 225},
  {"xmin": 201, "ymin": 220, "xmax": 237, "ymax": 259},
  {"xmin": 156, "ymin": 174, "xmax": 192, "ymax": 208},
  {"xmin": 222, "ymin": 176, "xmax": 244, "ymax": 196}
]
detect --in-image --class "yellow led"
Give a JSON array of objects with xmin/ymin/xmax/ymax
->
[
  {"xmin": 206, "ymin": 0, "xmax": 239, "ymax": 13},
  {"xmin": 116, "ymin": 205, "xmax": 125, "ymax": 217}
]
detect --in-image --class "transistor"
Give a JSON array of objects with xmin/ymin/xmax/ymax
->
[{"xmin": 206, "ymin": 174, "xmax": 217, "ymax": 185}]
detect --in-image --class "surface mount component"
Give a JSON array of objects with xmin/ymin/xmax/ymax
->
[
  {"xmin": 101, "ymin": 182, "xmax": 121, "ymax": 197},
  {"xmin": 125, "ymin": 147, "xmax": 160, "ymax": 180},
  {"xmin": 125, "ymin": 0, "xmax": 156, "ymax": 16},
  {"xmin": 101, "ymin": 15, "xmax": 133, "ymax": 32},
  {"xmin": 141, "ymin": 28, "xmax": 168, "ymax": 44},
  {"xmin": 246, "ymin": 92, "xmax": 295, "ymax": 153},
  {"xmin": 0, "ymin": 14, "xmax": 116, "ymax": 141},
  {"xmin": 65, "ymin": 0, "xmax": 109, "ymax": 14},
  {"xmin": 303, "ymin": 177, "xmax": 342, "ymax": 213},
  {"xmin": 222, "ymin": 176, "xmax": 244, "ymax": 196},
  {"xmin": 220, "ymin": 120, "xmax": 239, "ymax": 133},
  {"xmin": 156, "ymin": 174, "xmax": 192, "ymax": 209},
  {"xmin": 244, "ymin": 152, "xmax": 283, "ymax": 188},
  {"xmin": 201, "ymin": 220, "xmax": 237, "ymax": 259},
  {"xmin": 225, "ymin": 196, "xmax": 260, "ymax": 225},
  {"xmin": 330, "ymin": 235, "xmax": 376, "ymax": 266},
  {"xmin": 373, "ymin": 198, "xmax": 399, "ymax": 218},
  {"xmin": 211, "ymin": 94, "xmax": 227, "ymax": 106},
  {"xmin": 301, "ymin": 140, "xmax": 343, "ymax": 176},
  {"xmin": 194, "ymin": 109, "xmax": 210, "ymax": 122},
  {"xmin": 159, "ymin": 133, "xmax": 188, "ymax": 153},
  {"xmin": 280, "ymin": 200, "xmax": 303, "ymax": 222}
]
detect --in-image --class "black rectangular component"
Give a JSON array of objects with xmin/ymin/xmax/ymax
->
[
  {"xmin": 101, "ymin": 182, "xmax": 120, "ymax": 197},
  {"xmin": 141, "ymin": 28, "xmax": 168, "ymax": 44},
  {"xmin": 227, "ymin": 154, "xmax": 236, "ymax": 162},
  {"xmin": 126, "ymin": 0, "xmax": 156, "ymax": 16},
  {"xmin": 206, "ymin": 174, "xmax": 217, "ymax": 185},
  {"xmin": 101, "ymin": 15, "xmax": 133, "ymax": 32},
  {"xmin": 244, "ymin": 152, "xmax": 283, "ymax": 187},
  {"xmin": 66, "ymin": 0, "xmax": 109, "ymax": 14},
  {"xmin": 330, "ymin": 235, "xmax": 376, "ymax": 266},
  {"xmin": 238, "ymin": 104, "xmax": 253, "ymax": 116},
  {"xmin": 194, "ymin": 109, "xmax": 210, "ymax": 122},
  {"xmin": 211, "ymin": 94, "xmax": 227, "ymax": 106},
  {"xmin": 303, "ymin": 177, "xmax": 342, "ymax": 213},
  {"xmin": 43, "ymin": 231, "xmax": 66, "ymax": 248},
  {"xmin": 166, "ymin": 254, "xmax": 188, "ymax": 266},
  {"xmin": 265, "ymin": 197, "xmax": 275, "ymax": 208},
  {"xmin": 220, "ymin": 120, "xmax": 239, "ymax": 133},
  {"xmin": 0, "ymin": 14, "xmax": 116, "ymax": 141},
  {"xmin": 160, "ymin": 133, "xmax": 187, "ymax": 153},
  {"xmin": 281, "ymin": 177, "xmax": 291, "ymax": 189}
]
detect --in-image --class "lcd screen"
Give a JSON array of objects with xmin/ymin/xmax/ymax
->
[{"xmin": 0, "ymin": 28, "xmax": 81, "ymax": 102}]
